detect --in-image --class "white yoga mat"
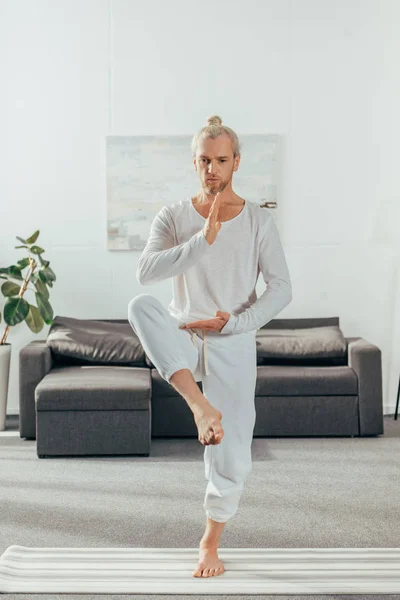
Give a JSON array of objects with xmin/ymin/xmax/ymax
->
[{"xmin": 1, "ymin": 545, "xmax": 400, "ymax": 594}]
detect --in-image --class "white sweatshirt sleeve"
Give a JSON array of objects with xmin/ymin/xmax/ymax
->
[
  {"xmin": 136, "ymin": 206, "xmax": 211, "ymax": 285},
  {"xmin": 220, "ymin": 214, "xmax": 292, "ymax": 335}
]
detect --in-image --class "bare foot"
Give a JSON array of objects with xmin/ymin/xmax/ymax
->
[
  {"xmin": 192, "ymin": 544, "xmax": 225, "ymax": 577},
  {"xmin": 193, "ymin": 407, "xmax": 224, "ymax": 446}
]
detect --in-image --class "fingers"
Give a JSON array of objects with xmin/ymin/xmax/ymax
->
[
  {"xmin": 212, "ymin": 192, "xmax": 221, "ymax": 208},
  {"xmin": 182, "ymin": 321, "xmax": 219, "ymax": 329},
  {"xmin": 209, "ymin": 192, "xmax": 222, "ymax": 219},
  {"xmin": 181, "ymin": 316, "xmax": 226, "ymax": 331},
  {"xmin": 215, "ymin": 312, "xmax": 228, "ymax": 320},
  {"xmin": 181, "ymin": 322, "xmax": 201, "ymax": 329}
]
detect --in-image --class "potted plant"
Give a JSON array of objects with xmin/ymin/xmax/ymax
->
[{"xmin": 0, "ymin": 230, "xmax": 56, "ymax": 430}]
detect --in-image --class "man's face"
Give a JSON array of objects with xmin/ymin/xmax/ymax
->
[{"xmin": 194, "ymin": 134, "xmax": 240, "ymax": 196}]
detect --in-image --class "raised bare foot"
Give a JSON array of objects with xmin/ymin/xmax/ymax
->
[
  {"xmin": 193, "ymin": 407, "xmax": 224, "ymax": 446},
  {"xmin": 192, "ymin": 543, "xmax": 225, "ymax": 578}
]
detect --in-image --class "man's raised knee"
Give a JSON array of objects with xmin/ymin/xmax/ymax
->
[{"xmin": 127, "ymin": 293, "xmax": 156, "ymax": 318}]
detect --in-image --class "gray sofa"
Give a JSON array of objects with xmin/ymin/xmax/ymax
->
[{"xmin": 18, "ymin": 316, "xmax": 384, "ymax": 458}]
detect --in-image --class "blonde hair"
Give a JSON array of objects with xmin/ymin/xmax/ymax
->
[{"xmin": 191, "ymin": 115, "xmax": 241, "ymax": 159}]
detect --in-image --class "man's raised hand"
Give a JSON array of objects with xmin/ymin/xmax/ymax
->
[{"xmin": 203, "ymin": 192, "xmax": 222, "ymax": 246}]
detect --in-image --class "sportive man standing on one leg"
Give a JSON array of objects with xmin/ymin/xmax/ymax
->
[{"xmin": 132, "ymin": 115, "xmax": 292, "ymax": 578}]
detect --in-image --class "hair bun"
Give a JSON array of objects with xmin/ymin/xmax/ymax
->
[{"xmin": 206, "ymin": 115, "xmax": 222, "ymax": 126}]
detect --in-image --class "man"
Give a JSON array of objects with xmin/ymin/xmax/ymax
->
[{"xmin": 128, "ymin": 115, "xmax": 292, "ymax": 578}]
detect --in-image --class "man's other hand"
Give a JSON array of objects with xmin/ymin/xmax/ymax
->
[{"xmin": 180, "ymin": 311, "xmax": 230, "ymax": 332}]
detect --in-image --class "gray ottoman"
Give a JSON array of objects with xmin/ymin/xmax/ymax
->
[{"xmin": 35, "ymin": 366, "xmax": 151, "ymax": 458}]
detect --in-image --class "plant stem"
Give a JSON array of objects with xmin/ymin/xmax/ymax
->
[{"xmin": 0, "ymin": 326, "xmax": 9, "ymax": 345}]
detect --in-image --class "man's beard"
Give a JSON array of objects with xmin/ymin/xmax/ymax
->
[{"xmin": 204, "ymin": 179, "xmax": 226, "ymax": 194}]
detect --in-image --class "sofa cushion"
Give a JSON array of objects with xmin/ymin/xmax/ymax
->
[
  {"xmin": 255, "ymin": 364, "xmax": 358, "ymax": 396},
  {"xmin": 256, "ymin": 325, "xmax": 347, "ymax": 365},
  {"xmin": 46, "ymin": 316, "xmax": 147, "ymax": 367},
  {"xmin": 35, "ymin": 366, "xmax": 151, "ymax": 410}
]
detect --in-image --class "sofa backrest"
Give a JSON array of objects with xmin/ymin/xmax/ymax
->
[
  {"xmin": 49, "ymin": 316, "xmax": 345, "ymax": 368},
  {"xmin": 260, "ymin": 316, "xmax": 339, "ymax": 329}
]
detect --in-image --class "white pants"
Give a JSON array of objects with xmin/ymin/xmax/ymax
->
[{"xmin": 127, "ymin": 293, "xmax": 257, "ymax": 523}]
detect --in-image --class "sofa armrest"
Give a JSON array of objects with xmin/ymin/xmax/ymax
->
[
  {"xmin": 19, "ymin": 340, "xmax": 53, "ymax": 439},
  {"xmin": 347, "ymin": 337, "xmax": 383, "ymax": 435}
]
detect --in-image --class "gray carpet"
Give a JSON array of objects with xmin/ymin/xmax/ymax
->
[{"xmin": 0, "ymin": 414, "xmax": 399, "ymax": 600}]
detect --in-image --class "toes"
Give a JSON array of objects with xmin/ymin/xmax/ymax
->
[
  {"xmin": 192, "ymin": 564, "xmax": 225, "ymax": 577},
  {"xmin": 194, "ymin": 563, "xmax": 224, "ymax": 578}
]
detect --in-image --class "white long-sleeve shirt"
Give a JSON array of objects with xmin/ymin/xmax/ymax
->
[{"xmin": 136, "ymin": 198, "xmax": 292, "ymax": 344}]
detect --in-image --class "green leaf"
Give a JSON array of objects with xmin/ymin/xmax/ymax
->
[
  {"xmin": 1, "ymin": 281, "xmax": 21, "ymax": 297},
  {"xmin": 0, "ymin": 266, "xmax": 23, "ymax": 281},
  {"xmin": 38, "ymin": 266, "xmax": 56, "ymax": 285},
  {"xmin": 30, "ymin": 245, "xmax": 45, "ymax": 255},
  {"xmin": 35, "ymin": 292, "xmax": 53, "ymax": 324},
  {"xmin": 17, "ymin": 258, "xmax": 30, "ymax": 269},
  {"xmin": 25, "ymin": 304, "xmax": 45, "ymax": 333},
  {"xmin": 16, "ymin": 236, "xmax": 27, "ymax": 244},
  {"xmin": 3, "ymin": 297, "xmax": 30, "ymax": 326},
  {"xmin": 34, "ymin": 278, "xmax": 49, "ymax": 299},
  {"xmin": 26, "ymin": 230, "xmax": 40, "ymax": 244},
  {"xmin": 38, "ymin": 255, "xmax": 50, "ymax": 268},
  {"xmin": 15, "ymin": 245, "xmax": 28, "ymax": 249}
]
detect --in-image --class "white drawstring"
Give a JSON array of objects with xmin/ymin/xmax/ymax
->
[
  {"xmin": 189, "ymin": 329, "xmax": 209, "ymax": 376},
  {"xmin": 203, "ymin": 331, "xmax": 209, "ymax": 375}
]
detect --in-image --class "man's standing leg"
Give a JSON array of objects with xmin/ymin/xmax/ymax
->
[
  {"xmin": 128, "ymin": 295, "xmax": 227, "ymax": 577},
  {"xmin": 168, "ymin": 367, "xmax": 227, "ymax": 578},
  {"xmin": 169, "ymin": 361, "xmax": 228, "ymax": 578},
  {"xmin": 194, "ymin": 331, "xmax": 257, "ymax": 577}
]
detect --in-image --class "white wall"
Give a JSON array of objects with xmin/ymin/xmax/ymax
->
[{"xmin": 2, "ymin": 0, "xmax": 399, "ymax": 415}]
